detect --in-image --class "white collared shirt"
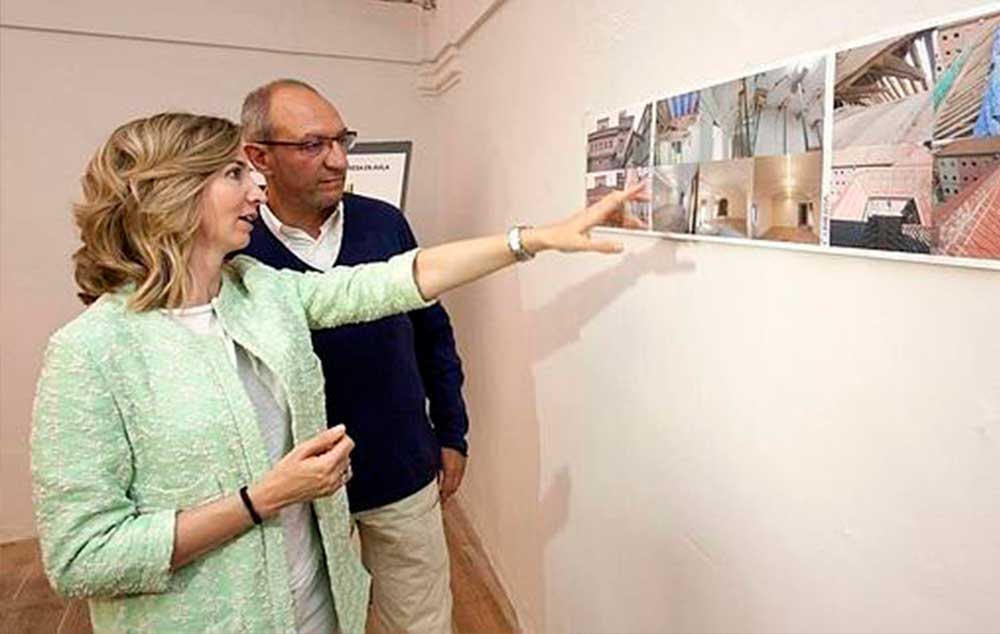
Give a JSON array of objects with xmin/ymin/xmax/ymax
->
[
  {"xmin": 259, "ymin": 202, "xmax": 344, "ymax": 270},
  {"xmin": 163, "ymin": 303, "xmax": 337, "ymax": 634}
]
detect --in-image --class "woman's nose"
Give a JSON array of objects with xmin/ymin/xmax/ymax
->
[{"xmin": 248, "ymin": 182, "xmax": 267, "ymax": 205}]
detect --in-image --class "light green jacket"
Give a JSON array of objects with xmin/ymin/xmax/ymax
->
[{"xmin": 31, "ymin": 251, "xmax": 432, "ymax": 634}]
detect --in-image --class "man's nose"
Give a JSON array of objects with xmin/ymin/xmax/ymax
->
[{"xmin": 324, "ymin": 142, "xmax": 348, "ymax": 171}]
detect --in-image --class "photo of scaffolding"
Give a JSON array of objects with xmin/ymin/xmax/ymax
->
[
  {"xmin": 653, "ymin": 91, "xmax": 703, "ymax": 165},
  {"xmin": 751, "ymin": 152, "xmax": 822, "ymax": 243},
  {"xmin": 931, "ymin": 11, "xmax": 1000, "ymax": 260},
  {"xmin": 586, "ymin": 103, "xmax": 653, "ymax": 228},
  {"xmin": 653, "ymin": 57, "xmax": 826, "ymax": 167},
  {"xmin": 651, "ymin": 163, "xmax": 698, "ymax": 233},
  {"xmin": 830, "ymin": 29, "xmax": 936, "ymax": 252}
]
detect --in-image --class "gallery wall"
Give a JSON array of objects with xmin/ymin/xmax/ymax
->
[
  {"xmin": 3, "ymin": 1, "xmax": 1000, "ymax": 632},
  {"xmin": 0, "ymin": 0, "xmax": 437, "ymax": 541},
  {"xmin": 431, "ymin": 0, "xmax": 1000, "ymax": 632}
]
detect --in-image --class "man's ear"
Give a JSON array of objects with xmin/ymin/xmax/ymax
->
[{"xmin": 243, "ymin": 144, "xmax": 272, "ymax": 176}]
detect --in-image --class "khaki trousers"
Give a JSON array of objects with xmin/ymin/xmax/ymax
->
[{"xmin": 352, "ymin": 480, "xmax": 453, "ymax": 634}]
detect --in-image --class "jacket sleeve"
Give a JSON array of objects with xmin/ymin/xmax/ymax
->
[
  {"xmin": 235, "ymin": 250, "xmax": 435, "ymax": 330},
  {"xmin": 31, "ymin": 335, "xmax": 176, "ymax": 598},
  {"xmin": 398, "ymin": 220, "xmax": 470, "ymax": 455}
]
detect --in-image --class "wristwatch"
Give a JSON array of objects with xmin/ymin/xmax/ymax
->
[{"xmin": 506, "ymin": 225, "xmax": 535, "ymax": 262}]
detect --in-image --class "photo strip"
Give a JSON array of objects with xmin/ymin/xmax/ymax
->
[{"xmin": 587, "ymin": 4, "xmax": 1000, "ymax": 267}]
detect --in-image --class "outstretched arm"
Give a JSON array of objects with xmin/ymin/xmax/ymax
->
[{"xmin": 413, "ymin": 185, "xmax": 644, "ymax": 300}]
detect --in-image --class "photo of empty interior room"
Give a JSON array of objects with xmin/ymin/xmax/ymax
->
[
  {"xmin": 693, "ymin": 57, "xmax": 826, "ymax": 162},
  {"xmin": 931, "ymin": 10, "xmax": 1000, "ymax": 259},
  {"xmin": 651, "ymin": 162, "xmax": 697, "ymax": 233},
  {"xmin": 692, "ymin": 159, "xmax": 752, "ymax": 238},
  {"xmin": 750, "ymin": 152, "xmax": 822, "ymax": 243},
  {"xmin": 830, "ymin": 29, "xmax": 936, "ymax": 252}
]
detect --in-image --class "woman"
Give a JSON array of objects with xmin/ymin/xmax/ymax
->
[{"xmin": 31, "ymin": 113, "xmax": 641, "ymax": 634}]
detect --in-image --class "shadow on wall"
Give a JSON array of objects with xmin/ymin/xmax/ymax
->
[
  {"xmin": 529, "ymin": 240, "xmax": 696, "ymax": 362},
  {"xmin": 449, "ymin": 238, "xmax": 694, "ymax": 631},
  {"xmin": 497, "ymin": 240, "xmax": 695, "ymax": 630}
]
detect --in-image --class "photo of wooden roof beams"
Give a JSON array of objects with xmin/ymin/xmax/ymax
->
[
  {"xmin": 586, "ymin": 103, "xmax": 654, "ymax": 229},
  {"xmin": 831, "ymin": 29, "xmax": 937, "ymax": 252},
  {"xmin": 654, "ymin": 58, "xmax": 825, "ymax": 166},
  {"xmin": 931, "ymin": 11, "xmax": 1000, "ymax": 260}
]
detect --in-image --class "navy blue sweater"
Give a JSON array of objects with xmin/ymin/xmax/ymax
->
[{"xmin": 241, "ymin": 193, "xmax": 469, "ymax": 512}]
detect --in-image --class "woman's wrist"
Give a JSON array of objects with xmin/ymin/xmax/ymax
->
[
  {"xmin": 247, "ymin": 478, "xmax": 283, "ymax": 520},
  {"xmin": 520, "ymin": 226, "xmax": 550, "ymax": 256}
]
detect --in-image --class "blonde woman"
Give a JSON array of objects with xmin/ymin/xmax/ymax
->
[{"xmin": 31, "ymin": 112, "xmax": 642, "ymax": 634}]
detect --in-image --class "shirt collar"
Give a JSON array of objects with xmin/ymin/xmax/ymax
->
[{"xmin": 259, "ymin": 201, "xmax": 341, "ymax": 244}]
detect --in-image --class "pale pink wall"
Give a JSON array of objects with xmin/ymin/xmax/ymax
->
[
  {"xmin": 2, "ymin": 0, "xmax": 421, "ymax": 62},
  {"xmin": 0, "ymin": 0, "xmax": 435, "ymax": 541},
  {"xmin": 430, "ymin": 1, "xmax": 1000, "ymax": 632},
  {"xmin": 6, "ymin": 2, "xmax": 1000, "ymax": 632}
]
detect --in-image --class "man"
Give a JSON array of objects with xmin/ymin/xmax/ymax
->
[{"xmin": 240, "ymin": 79, "xmax": 468, "ymax": 634}]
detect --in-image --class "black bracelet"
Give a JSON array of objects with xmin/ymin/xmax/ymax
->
[{"xmin": 239, "ymin": 485, "xmax": 263, "ymax": 525}]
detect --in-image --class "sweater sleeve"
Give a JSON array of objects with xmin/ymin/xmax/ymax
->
[
  {"xmin": 31, "ymin": 336, "xmax": 176, "ymax": 598},
  {"xmin": 397, "ymin": 219, "xmax": 470, "ymax": 455},
  {"xmin": 237, "ymin": 250, "xmax": 435, "ymax": 330}
]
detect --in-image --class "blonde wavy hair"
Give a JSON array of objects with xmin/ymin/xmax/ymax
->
[{"xmin": 73, "ymin": 112, "xmax": 242, "ymax": 311}]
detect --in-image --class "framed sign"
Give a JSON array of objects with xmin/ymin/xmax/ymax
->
[{"xmin": 347, "ymin": 141, "xmax": 413, "ymax": 211}]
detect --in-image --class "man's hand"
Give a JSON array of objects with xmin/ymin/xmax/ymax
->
[{"xmin": 438, "ymin": 447, "xmax": 467, "ymax": 503}]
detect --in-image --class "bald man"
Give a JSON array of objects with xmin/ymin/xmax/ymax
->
[{"xmin": 241, "ymin": 79, "xmax": 468, "ymax": 634}]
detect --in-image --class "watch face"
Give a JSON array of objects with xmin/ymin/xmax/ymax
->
[{"xmin": 507, "ymin": 226, "xmax": 520, "ymax": 252}]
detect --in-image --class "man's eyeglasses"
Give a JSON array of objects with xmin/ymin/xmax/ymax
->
[{"xmin": 252, "ymin": 130, "xmax": 358, "ymax": 156}]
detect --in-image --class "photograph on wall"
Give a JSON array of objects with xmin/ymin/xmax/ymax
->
[
  {"xmin": 651, "ymin": 162, "xmax": 698, "ymax": 233},
  {"xmin": 586, "ymin": 103, "xmax": 653, "ymax": 172},
  {"xmin": 657, "ymin": 56, "xmax": 826, "ymax": 166},
  {"xmin": 830, "ymin": 145, "xmax": 934, "ymax": 252},
  {"xmin": 692, "ymin": 159, "xmax": 752, "ymax": 237},
  {"xmin": 586, "ymin": 168, "xmax": 652, "ymax": 229},
  {"xmin": 931, "ymin": 10, "xmax": 1000, "ymax": 260},
  {"xmin": 750, "ymin": 152, "xmax": 822, "ymax": 243},
  {"xmin": 654, "ymin": 91, "xmax": 704, "ymax": 166},
  {"xmin": 586, "ymin": 102, "xmax": 653, "ymax": 229},
  {"xmin": 831, "ymin": 29, "xmax": 938, "ymax": 252}
]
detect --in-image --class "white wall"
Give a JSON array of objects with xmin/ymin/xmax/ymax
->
[
  {"xmin": 0, "ymin": 0, "xmax": 435, "ymax": 541},
  {"xmin": 430, "ymin": 1, "xmax": 1000, "ymax": 632}
]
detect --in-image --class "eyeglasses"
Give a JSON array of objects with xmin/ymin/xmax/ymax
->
[{"xmin": 252, "ymin": 130, "xmax": 358, "ymax": 156}]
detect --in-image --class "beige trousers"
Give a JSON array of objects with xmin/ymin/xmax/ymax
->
[{"xmin": 352, "ymin": 480, "xmax": 453, "ymax": 634}]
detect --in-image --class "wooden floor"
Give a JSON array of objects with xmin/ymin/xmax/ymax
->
[
  {"xmin": 760, "ymin": 225, "xmax": 820, "ymax": 244},
  {"xmin": 0, "ymin": 501, "xmax": 518, "ymax": 634}
]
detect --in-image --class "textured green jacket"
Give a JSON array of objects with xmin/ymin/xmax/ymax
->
[{"xmin": 31, "ymin": 251, "xmax": 432, "ymax": 634}]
